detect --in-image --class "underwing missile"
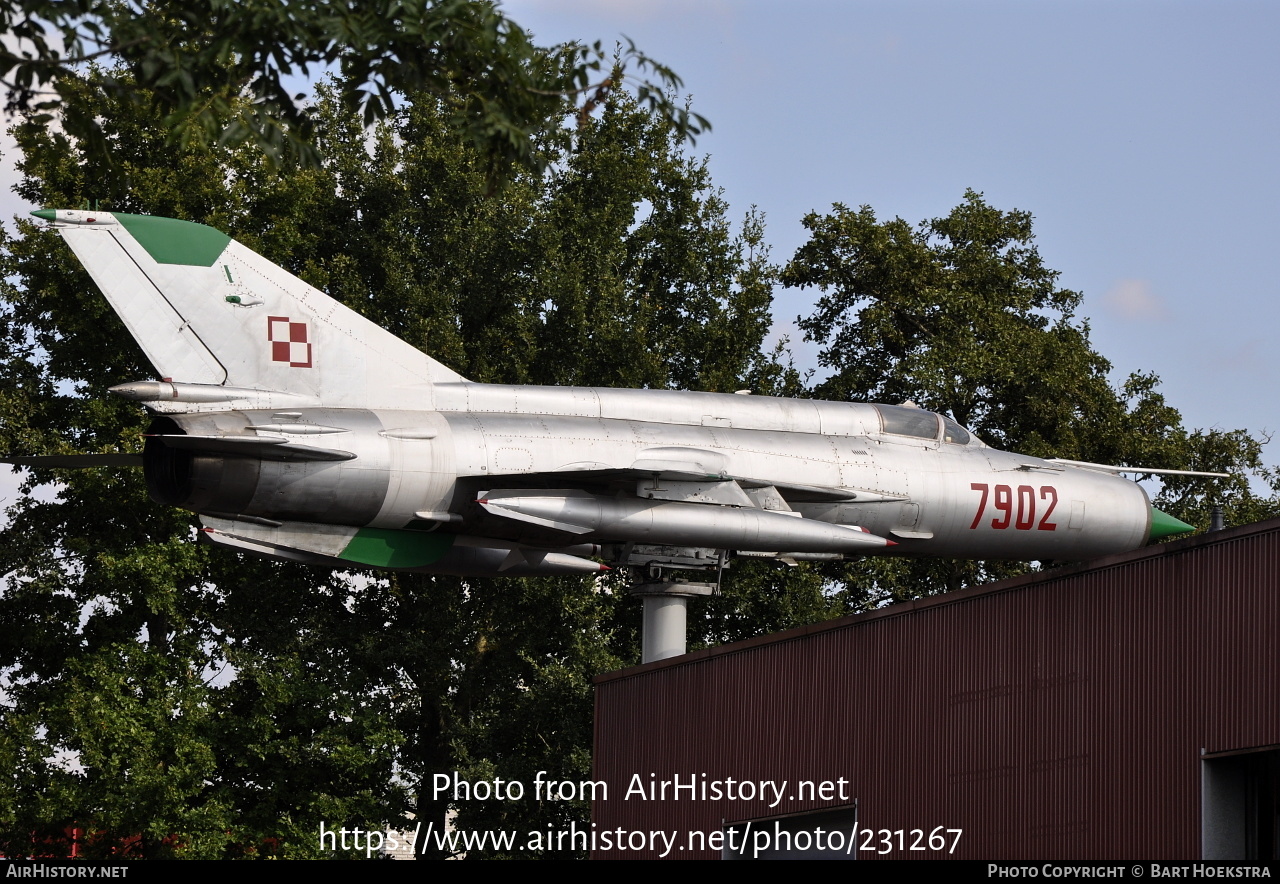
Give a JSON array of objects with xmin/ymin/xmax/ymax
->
[{"xmin": 477, "ymin": 490, "xmax": 896, "ymax": 553}]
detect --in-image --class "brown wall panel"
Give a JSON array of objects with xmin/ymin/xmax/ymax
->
[{"xmin": 593, "ymin": 518, "xmax": 1280, "ymax": 859}]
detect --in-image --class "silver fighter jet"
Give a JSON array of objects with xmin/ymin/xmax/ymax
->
[{"xmin": 7, "ymin": 210, "xmax": 1214, "ymax": 577}]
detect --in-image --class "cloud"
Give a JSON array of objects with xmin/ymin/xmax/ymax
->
[
  {"xmin": 1101, "ymin": 278, "xmax": 1170, "ymax": 321},
  {"xmin": 1198, "ymin": 338, "xmax": 1273, "ymax": 379}
]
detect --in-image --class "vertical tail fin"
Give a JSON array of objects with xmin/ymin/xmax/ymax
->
[{"xmin": 35, "ymin": 209, "xmax": 465, "ymax": 408}]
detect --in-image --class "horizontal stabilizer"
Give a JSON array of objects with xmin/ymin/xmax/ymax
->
[
  {"xmin": 109, "ymin": 380, "xmax": 319, "ymax": 413},
  {"xmin": 200, "ymin": 526, "xmax": 336, "ymax": 566},
  {"xmin": 201, "ymin": 516, "xmax": 608, "ymax": 575}
]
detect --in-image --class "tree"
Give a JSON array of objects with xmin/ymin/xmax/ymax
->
[
  {"xmin": 781, "ymin": 190, "xmax": 1279, "ymax": 601},
  {"xmin": 0, "ymin": 0, "xmax": 707, "ymax": 183},
  {"xmin": 0, "ymin": 71, "xmax": 769, "ymax": 858},
  {"xmin": 6, "ymin": 68, "xmax": 1275, "ymax": 860}
]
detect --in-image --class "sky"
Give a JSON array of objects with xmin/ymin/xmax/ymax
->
[
  {"xmin": 2, "ymin": 0, "xmax": 1278, "ymax": 508},
  {"xmin": 503, "ymin": 0, "xmax": 1280, "ymax": 448}
]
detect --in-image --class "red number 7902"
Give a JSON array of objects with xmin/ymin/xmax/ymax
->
[{"xmin": 969, "ymin": 483, "xmax": 1057, "ymax": 531}]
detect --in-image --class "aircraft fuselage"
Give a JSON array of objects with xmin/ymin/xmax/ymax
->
[
  {"xmin": 141, "ymin": 382, "xmax": 1153, "ymax": 568},
  {"xmin": 18, "ymin": 210, "xmax": 1187, "ymax": 578}
]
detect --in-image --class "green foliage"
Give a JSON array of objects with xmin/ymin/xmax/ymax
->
[
  {"xmin": 690, "ymin": 560, "xmax": 845, "ymax": 648},
  {"xmin": 0, "ymin": 0, "xmax": 705, "ymax": 185},
  {"xmin": 788, "ymin": 191, "xmax": 1114, "ymax": 453},
  {"xmin": 0, "ymin": 71, "xmax": 766, "ymax": 858},
  {"xmin": 2, "ymin": 64, "xmax": 1275, "ymax": 861},
  {"xmin": 783, "ymin": 190, "xmax": 1279, "ymax": 603}
]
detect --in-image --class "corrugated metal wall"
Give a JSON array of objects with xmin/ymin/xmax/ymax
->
[{"xmin": 592, "ymin": 517, "xmax": 1280, "ymax": 859}]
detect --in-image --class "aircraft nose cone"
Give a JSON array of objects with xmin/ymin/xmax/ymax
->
[
  {"xmin": 30, "ymin": 209, "xmax": 55, "ymax": 221},
  {"xmin": 1149, "ymin": 507, "xmax": 1195, "ymax": 541}
]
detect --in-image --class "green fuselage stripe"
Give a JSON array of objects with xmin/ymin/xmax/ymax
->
[{"xmin": 339, "ymin": 528, "xmax": 455, "ymax": 568}]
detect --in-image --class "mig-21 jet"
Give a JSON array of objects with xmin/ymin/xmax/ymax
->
[{"xmin": 5, "ymin": 210, "xmax": 1217, "ymax": 577}]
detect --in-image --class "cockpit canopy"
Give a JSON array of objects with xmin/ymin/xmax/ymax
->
[{"xmin": 874, "ymin": 404, "xmax": 978, "ymax": 446}]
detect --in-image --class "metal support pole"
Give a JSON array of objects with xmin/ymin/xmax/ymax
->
[
  {"xmin": 630, "ymin": 580, "xmax": 717, "ymax": 664},
  {"xmin": 641, "ymin": 595, "xmax": 688, "ymax": 663}
]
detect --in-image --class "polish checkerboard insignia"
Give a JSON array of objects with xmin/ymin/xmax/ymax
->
[{"xmin": 267, "ymin": 316, "xmax": 312, "ymax": 368}]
